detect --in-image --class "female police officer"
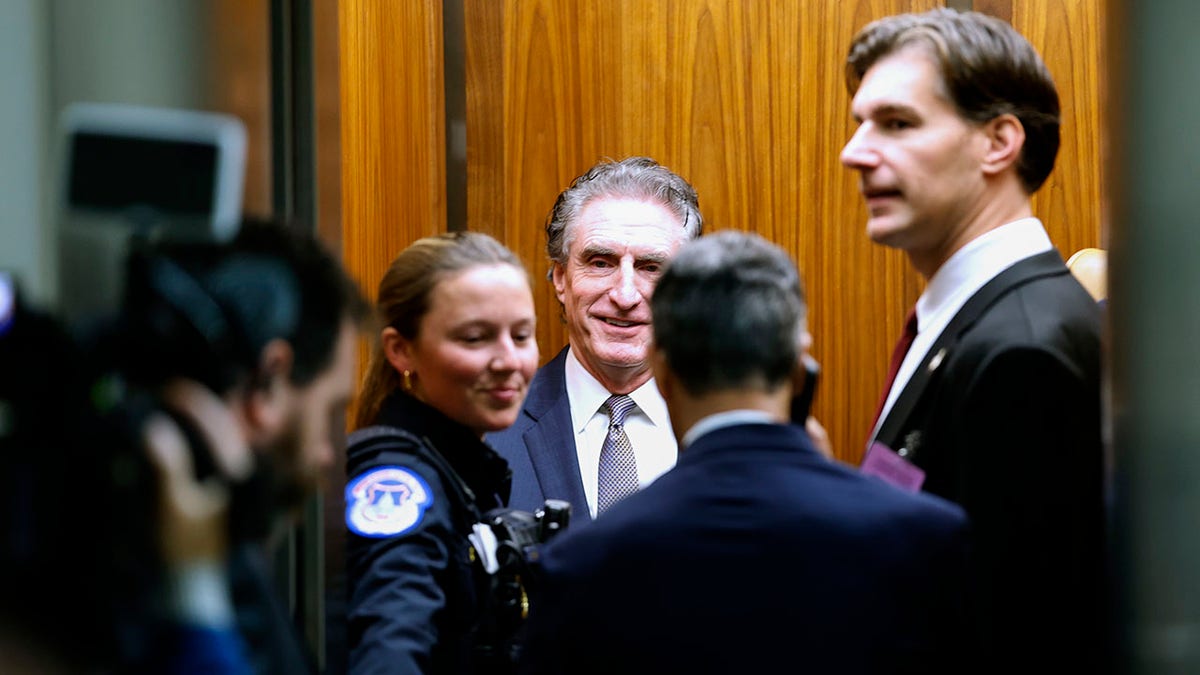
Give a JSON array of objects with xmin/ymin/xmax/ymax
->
[{"xmin": 344, "ymin": 232, "xmax": 539, "ymax": 674}]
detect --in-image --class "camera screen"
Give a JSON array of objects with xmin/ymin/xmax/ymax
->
[{"xmin": 67, "ymin": 132, "xmax": 218, "ymax": 217}]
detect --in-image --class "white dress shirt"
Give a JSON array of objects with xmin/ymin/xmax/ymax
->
[
  {"xmin": 564, "ymin": 348, "xmax": 678, "ymax": 518},
  {"xmin": 872, "ymin": 217, "xmax": 1054, "ymax": 439},
  {"xmin": 680, "ymin": 410, "xmax": 776, "ymax": 450}
]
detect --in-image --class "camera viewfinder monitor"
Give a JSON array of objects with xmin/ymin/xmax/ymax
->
[{"xmin": 57, "ymin": 102, "xmax": 247, "ymax": 320}]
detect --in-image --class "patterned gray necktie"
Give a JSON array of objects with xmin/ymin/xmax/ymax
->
[{"xmin": 596, "ymin": 394, "xmax": 640, "ymax": 514}]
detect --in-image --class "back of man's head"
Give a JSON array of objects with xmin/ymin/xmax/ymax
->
[
  {"xmin": 845, "ymin": 8, "xmax": 1060, "ymax": 193},
  {"xmin": 651, "ymin": 231, "xmax": 806, "ymax": 395}
]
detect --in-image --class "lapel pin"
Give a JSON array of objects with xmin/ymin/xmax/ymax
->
[
  {"xmin": 899, "ymin": 430, "xmax": 923, "ymax": 459},
  {"xmin": 927, "ymin": 348, "xmax": 947, "ymax": 373}
]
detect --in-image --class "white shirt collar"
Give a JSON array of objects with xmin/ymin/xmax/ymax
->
[
  {"xmin": 680, "ymin": 409, "xmax": 775, "ymax": 450},
  {"xmin": 916, "ymin": 217, "xmax": 1053, "ymax": 330},
  {"xmin": 873, "ymin": 217, "xmax": 1054, "ymax": 440},
  {"xmin": 563, "ymin": 346, "xmax": 671, "ymax": 430}
]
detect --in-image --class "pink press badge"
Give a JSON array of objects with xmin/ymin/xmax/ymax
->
[{"xmin": 861, "ymin": 441, "xmax": 925, "ymax": 492}]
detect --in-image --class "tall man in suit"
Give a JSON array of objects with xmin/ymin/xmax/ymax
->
[
  {"xmin": 840, "ymin": 9, "xmax": 1107, "ymax": 671},
  {"xmin": 488, "ymin": 156, "xmax": 702, "ymax": 520},
  {"xmin": 519, "ymin": 231, "xmax": 970, "ymax": 674}
]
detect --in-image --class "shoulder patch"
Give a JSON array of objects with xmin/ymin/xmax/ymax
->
[{"xmin": 345, "ymin": 465, "xmax": 434, "ymax": 538}]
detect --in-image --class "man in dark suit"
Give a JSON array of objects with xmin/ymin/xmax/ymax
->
[
  {"xmin": 518, "ymin": 231, "xmax": 970, "ymax": 674},
  {"xmin": 487, "ymin": 157, "xmax": 702, "ymax": 521},
  {"xmin": 841, "ymin": 9, "xmax": 1107, "ymax": 671}
]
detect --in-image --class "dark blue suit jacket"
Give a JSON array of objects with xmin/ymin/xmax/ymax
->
[
  {"xmin": 487, "ymin": 347, "xmax": 591, "ymax": 521},
  {"xmin": 519, "ymin": 422, "xmax": 970, "ymax": 674}
]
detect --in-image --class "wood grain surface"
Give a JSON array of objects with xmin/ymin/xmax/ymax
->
[{"xmin": 340, "ymin": 0, "xmax": 1106, "ymax": 464}]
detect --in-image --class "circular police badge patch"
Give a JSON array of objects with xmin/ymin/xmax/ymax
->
[{"xmin": 345, "ymin": 466, "xmax": 433, "ymax": 538}]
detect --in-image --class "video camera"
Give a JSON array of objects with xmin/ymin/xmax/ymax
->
[
  {"xmin": 50, "ymin": 102, "xmax": 276, "ymax": 528},
  {"xmin": 57, "ymin": 101, "xmax": 246, "ymax": 320}
]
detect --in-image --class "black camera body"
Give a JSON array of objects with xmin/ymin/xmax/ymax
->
[
  {"xmin": 475, "ymin": 499, "xmax": 572, "ymax": 668},
  {"xmin": 482, "ymin": 498, "xmax": 571, "ymax": 615}
]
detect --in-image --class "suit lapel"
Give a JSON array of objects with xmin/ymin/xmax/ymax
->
[
  {"xmin": 875, "ymin": 250, "xmax": 1069, "ymax": 449},
  {"xmin": 520, "ymin": 348, "xmax": 591, "ymax": 520}
]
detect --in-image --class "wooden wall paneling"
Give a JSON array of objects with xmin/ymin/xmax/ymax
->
[
  {"xmin": 462, "ymin": 0, "xmax": 1103, "ymax": 463},
  {"xmin": 655, "ymin": 0, "xmax": 938, "ymax": 463},
  {"xmin": 340, "ymin": 0, "xmax": 447, "ymax": 299},
  {"xmin": 798, "ymin": 0, "xmax": 938, "ymax": 463},
  {"xmin": 659, "ymin": 0, "xmax": 753, "ymax": 235},
  {"xmin": 314, "ymin": 0, "xmax": 342, "ymax": 249},
  {"xmin": 467, "ymin": 0, "xmax": 940, "ymax": 463},
  {"xmin": 340, "ymin": 0, "xmax": 447, "ymax": 426},
  {"xmin": 464, "ymin": 0, "xmax": 506, "ymax": 242},
  {"xmin": 500, "ymin": 0, "xmax": 584, "ymax": 356},
  {"xmin": 1008, "ymin": 0, "xmax": 1108, "ymax": 254}
]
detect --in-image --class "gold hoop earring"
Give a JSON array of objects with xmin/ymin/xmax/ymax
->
[{"xmin": 402, "ymin": 370, "xmax": 414, "ymax": 392}]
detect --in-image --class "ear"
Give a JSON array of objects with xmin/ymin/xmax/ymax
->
[
  {"xmin": 240, "ymin": 338, "xmax": 294, "ymax": 445},
  {"xmin": 381, "ymin": 326, "xmax": 415, "ymax": 375},
  {"xmin": 551, "ymin": 263, "xmax": 568, "ymax": 306},
  {"xmin": 980, "ymin": 113, "xmax": 1025, "ymax": 178}
]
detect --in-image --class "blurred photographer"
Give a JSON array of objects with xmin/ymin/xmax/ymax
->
[
  {"xmin": 345, "ymin": 233, "xmax": 545, "ymax": 674},
  {"xmin": 126, "ymin": 217, "xmax": 370, "ymax": 674},
  {"xmin": 0, "ymin": 217, "xmax": 369, "ymax": 673}
]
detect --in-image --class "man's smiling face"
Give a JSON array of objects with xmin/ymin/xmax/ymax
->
[{"xmin": 552, "ymin": 196, "xmax": 686, "ymax": 393}]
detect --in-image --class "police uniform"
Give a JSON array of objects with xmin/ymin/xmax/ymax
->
[{"xmin": 345, "ymin": 391, "xmax": 512, "ymax": 674}]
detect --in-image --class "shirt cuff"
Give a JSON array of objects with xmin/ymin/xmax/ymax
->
[{"xmin": 165, "ymin": 561, "xmax": 236, "ymax": 628}]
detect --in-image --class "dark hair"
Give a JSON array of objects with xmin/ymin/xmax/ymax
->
[
  {"xmin": 650, "ymin": 231, "xmax": 806, "ymax": 395},
  {"xmin": 355, "ymin": 232, "xmax": 528, "ymax": 428},
  {"xmin": 121, "ymin": 216, "xmax": 369, "ymax": 393},
  {"xmin": 544, "ymin": 156, "xmax": 703, "ymax": 269},
  {"xmin": 229, "ymin": 217, "xmax": 371, "ymax": 384},
  {"xmin": 845, "ymin": 8, "xmax": 1060, "ymax": 193}
]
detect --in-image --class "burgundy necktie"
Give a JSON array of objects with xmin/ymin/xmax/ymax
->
[{"xmin": 869, "ymin": 306, "xmax": 919, "ymax": 432}]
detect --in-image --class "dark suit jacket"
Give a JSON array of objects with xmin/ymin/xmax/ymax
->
[
  {"xmin": 870, "ymin": 249, "xmax": 1108, "ymax": 672},
  {"xmin": 487, "ymin": 347, "xmax": 591, "ymax": 521},
  {"xmin": 520, "ymin": 423, "xmax": 970, "ymax": 675}
]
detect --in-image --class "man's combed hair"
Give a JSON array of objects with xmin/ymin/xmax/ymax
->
[
  {"xmin": 544, "ymin": 156, "xmax": 703, "ymax": 268},
  {"xmin": 845, "ymin": 8, "xmax": 1060, "ymax": 194},
  {"xmin": 222, "ymin": 217, "xmax": 371, "ymax": 386},
  {"xmin": 651, "ymin": 231, "xmax": 806, "ymax": 395}
]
